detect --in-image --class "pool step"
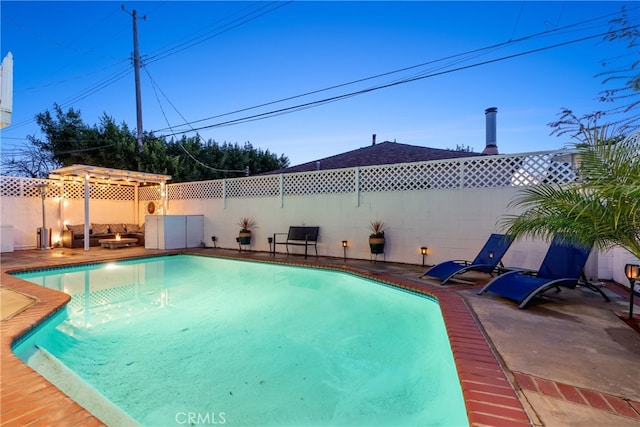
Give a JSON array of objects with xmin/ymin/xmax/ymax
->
[{"xmin": 27, "ymin": 346, "xmax": 140, "ymax": 427}]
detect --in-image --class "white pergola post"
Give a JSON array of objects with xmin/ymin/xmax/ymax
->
[
  {"xmin": 134, "ymin": 183, "xmax": 139, "ymax": 224},
  {"xmin": 84, "ymin": 174, "xmax": 90, "ymax": 251}
]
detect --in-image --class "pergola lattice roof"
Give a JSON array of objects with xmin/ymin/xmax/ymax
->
[{"xmin": 49, "ymin": 164, "xmax": 171, "ymax": 185}]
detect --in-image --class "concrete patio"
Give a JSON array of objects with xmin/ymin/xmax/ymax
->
[{"xmin": 1, "ymin": 246, "xmax": 639, "ymax": 426}]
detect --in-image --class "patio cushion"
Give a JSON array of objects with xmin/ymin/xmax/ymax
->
[
  {"xmin": 110, "ymin": 223, "xmax": 126, "ymax": 234},
  {"xmin": 66, "ymin": 224, "xmax": 85, "ymax": 234},
  {"xmin": 92, "ymin": 223, "xmax": 110, "ymax": 234},
  {"xmin": 124, "ymin": 223, "xmax": 140, "ymax": 233}
]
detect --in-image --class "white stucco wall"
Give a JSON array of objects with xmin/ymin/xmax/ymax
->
[
  {"xmin": 1, "ymin": 195, "xmax": 136, "ymax": 249},
  {"xmin": 161, "ymin": 185, "xmax": 593, "ymax": 272},
  {"xmin": 2, "ymin": 150, "xmax": 638, "ymax": 286}
]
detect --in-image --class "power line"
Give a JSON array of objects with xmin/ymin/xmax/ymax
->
[
  {"xmin": 144, "ymin": 1, "xmax": 293, "ymax": 65},
  {"xmin": 4, "ymin": 2, "xmax": 292, "ymax": 135},
  {"xmin": 145, "ymin": 68, "xmax": 247, "ymax": 174},
  {"xmin": 153, "ymin": 7, "xmax": 638, "ymax": 134},
  {"xmin": 156, "ymin": 23, "xmax": 640, "ymax": 138}
]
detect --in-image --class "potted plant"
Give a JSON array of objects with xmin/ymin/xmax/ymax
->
[
  {"xmin": 368, "ymin": 220, "xmax": 386, "ymax": 254},
  {"xmin": 237, "ymin": 217, "xmax": 256, "ymax": 245}
]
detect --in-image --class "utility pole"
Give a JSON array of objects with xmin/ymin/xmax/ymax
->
[{"xmin": 122, "ymin": 6, "xmax": 145, "ymax": 153}]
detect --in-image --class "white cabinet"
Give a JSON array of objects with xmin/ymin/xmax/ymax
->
[
  {"xmin": 145, "ymin": 215, "xmax": 204, "ymax": 249},
  {"xmin": 1, "ymin": 225, "xmax": 14, "ymax": 252}
]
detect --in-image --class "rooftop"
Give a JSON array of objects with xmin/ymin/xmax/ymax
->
[
  {"xmin": 1, "ymin": 247, "xmax": 639, "ymax": 426},
  {"xmin": 265, "ymin": 141, "xmax": 482, "ymax": 174}
]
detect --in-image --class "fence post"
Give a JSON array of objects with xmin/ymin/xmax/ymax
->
[
  {"xmin": 354, "ymin": 167, "xmax": 360, "ymax": 207},
  {"xmin": 223, "ymin": 179, "xmax": 227, "ymax": 209},
  {"xmin": 279, "ymin": 174, "xmax": 284, "ymax": 208}
]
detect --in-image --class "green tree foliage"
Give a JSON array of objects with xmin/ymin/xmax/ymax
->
[
  {"xmin": 500, "ymin": 128, "xmax": 640, "ymax": 260},
  {"xmin": 2, "ymin": 104, "xmax": 289, "ymax": 182}
]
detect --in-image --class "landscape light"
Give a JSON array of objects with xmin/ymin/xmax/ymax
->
[
  {"xmin": 421, "ymin": 246, "xmax": 428, "ymax": 266},
  {"xmin": 624, "ymin": 264, "xmax": 639, "ymax": 320}
]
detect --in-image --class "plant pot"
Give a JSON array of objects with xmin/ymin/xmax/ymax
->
[
  {"xmin": 369, "ymin": 236, "xmax": 385, "ymax": 254},
  {"xmin": 238, "ymin": 231, "xmax": 252, "ymax": 245}
]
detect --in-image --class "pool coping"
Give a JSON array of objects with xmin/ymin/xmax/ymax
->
[{"xmin": 1, "ymin": 251, "xmax": 531, "ymax": 426}]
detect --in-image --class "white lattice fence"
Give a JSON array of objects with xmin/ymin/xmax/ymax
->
[
  {"xmin": 0, "ymin": 177, "xmax": 61, "ymax": 198},
  {"xmin": 167, "ymin": 180, "xmax": 223, "ymax": 200},
  {"xmin": 89, "ymin": 184, "xmax": 134, "ymax": 200},
  {"xmin": 139, "ymin": 185, "xmax": 162, "ymax": 201},
  {"xmin": 509, "ymin": 153, "xmax": 577, "ymax": 186},
  {"xmin": 0, "ymin": 150, "xmax": 578, "ymax": 203},
  {"xmin": 225, "ymin": 175, "xmax": 281, "ymax": 198},
  {"xmin": 360, "ymin": 161, "xmax": 461, "ymax": 191},
  {"xmin": 163, "ymin": 150, "xmax": 578, "ymax": 200},
  {"xmin": 284, "ymin": 168, "xmax": 356, "ymax": 195},
  {"xmin": 0, "ymin": 176, "xmax": 137, "ymax": 200},
  {"xmin": 462, "ymin": 157, "xmax": 522, "ymax": 188}
]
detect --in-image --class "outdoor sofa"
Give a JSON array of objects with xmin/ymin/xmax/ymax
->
[{"xmin": 61, "ymin": 223, "xmax": 145, "ymax": 248}]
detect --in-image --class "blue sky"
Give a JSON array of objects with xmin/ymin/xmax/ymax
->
[{"xmin": 1, "ymin": 1, "xmax": 637, "ymax": 166}]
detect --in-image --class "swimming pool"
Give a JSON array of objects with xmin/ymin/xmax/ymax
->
[{"xmin": 13, "ymin": 254, "xmax": 468, "ymax": 426}]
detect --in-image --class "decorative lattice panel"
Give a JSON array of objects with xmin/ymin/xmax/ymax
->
[
  {"xmin": 168, "ymin": 180, "xmax": 223, "ymax": 200},
  {"xmin": 0, "ymin": 177, "xmax": 62, "ymax": 198},
  {"xmin": 61, "ymin": 181, "xmax": 85, "ymax": 199},
  {"xmin": 462, "ymin": 156, "xmax": 525, "ymax": 188},
  {"xmin": 1, "ymin": 150, "xmax": 579, "ymax": 203},
  {"xmin": 89, "ymin": 184, "xmax": 134, "ymax": 200},
  {"xmin": 0, "ymin": 176, "xmax": 138, "ymax": 200},
  {"xmin": 0, "ymin": 176, "xmax": 23, "ymax": 197},
  {"xmin": 225, "ymin": 175, "xmax": 281, "ymax": 198},
  {"xmin": 510, "ymin": 152, "xmax": 577, "ymax": 186},
  {"xmin": 284, "ymin": 168, "xmax": 356, "ymax": 195},
  {"xmin": 58, "ymin": 181, "xmax": 134, "ymax": 200},
  {"xmin": 360, "ymin": 161, "xmax": 462, "ymax": 192},
  {"xmin": 139, "ymin": 185, "xmax": 162, "ymax": 201}
]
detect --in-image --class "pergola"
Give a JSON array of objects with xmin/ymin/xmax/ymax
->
[{"xmin": 49, "ymin": 164, "xmax": 171, "ymax": 251}]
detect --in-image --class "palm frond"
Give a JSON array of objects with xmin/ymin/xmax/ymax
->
[{"xmin": 501, "ymin": 128, "xmax": 640, "ymax": 260}]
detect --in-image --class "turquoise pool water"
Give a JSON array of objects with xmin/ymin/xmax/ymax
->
[{"xmin": 13, "ymin": 255, "xmax": 468, "ymax": 426}]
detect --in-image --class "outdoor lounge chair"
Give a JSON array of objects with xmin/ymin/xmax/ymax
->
[
  {"xmin": 420, "ymin": 233, "xmax": 513, "ymax": 285},
  {"xmin": 477, "ymin": 236, "xmax": 611, "ymax": 309}
]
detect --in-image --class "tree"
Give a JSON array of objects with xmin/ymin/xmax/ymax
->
[
  {"xmin": 500, "ymin": 127, "xmax": 640, "ymax": 261},
  {"xmin": 2, "ymin": 104, "xmax": 290, "ymax": 182},
  {"xmin": 0, "ymin": 141, "xmax": 59, "ymax": 178},
  {"xmin": 163, "ymin": 138, "xmax": 289, "ymax": 182},
  {"xmin": 549, "ymin": 7, "xmax": 640, "ymax": 137}
]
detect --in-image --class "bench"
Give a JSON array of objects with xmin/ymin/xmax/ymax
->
[{"xmin": 273, "ymin": 226, "xmax": 319, "ymax": 259}]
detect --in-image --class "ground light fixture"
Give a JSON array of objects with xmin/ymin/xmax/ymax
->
[
  {"xmin": 624, "ymin": 263, "xmax": 639, "ymax": 320},
  {"xmin": 211, "ymin": 236, "xmax": 217, "ymax": 248},
  {"xmin": 342, "ymin": 240, "xmax": 348, "ymax": 261},
  {"xmin": 268, "ymin": 237, "xmax": 273, "ymax": 254},
  {"xmin": 421, "ymin": 246, "xmax": 429, "ymax": 266}
]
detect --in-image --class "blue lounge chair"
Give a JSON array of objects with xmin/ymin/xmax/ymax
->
[
  {"xmin": 421, "ymin": 234, "xmax": 513, "ymax": 285},
  {"xmin": 477, "ymin": 236, "xmax": 611, "ymax": 308}
]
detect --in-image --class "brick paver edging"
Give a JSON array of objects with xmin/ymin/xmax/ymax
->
[
  {"xmin": 0, "ymin": 274, "xmax": 103, "ymax": 426},
  {"xmin": 514, "ymin": 372, "xmax": 640, "ymax": 420},
  {"xmin": 1, "ymin": 251, "xmax": 532, "ymax": 427}
]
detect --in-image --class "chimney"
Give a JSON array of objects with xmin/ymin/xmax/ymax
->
[
  {"xmin": 372, "ymin": 133, "xmax": 376, "ymax": 146},
  {"xmin": 482, "ymin": 107, "xmax": 499, "ymax": 155}
]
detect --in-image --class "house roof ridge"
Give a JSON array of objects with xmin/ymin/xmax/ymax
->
[{"xmin": 263, "ymin": 140, "xmax": 482, "ymax": 175}]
